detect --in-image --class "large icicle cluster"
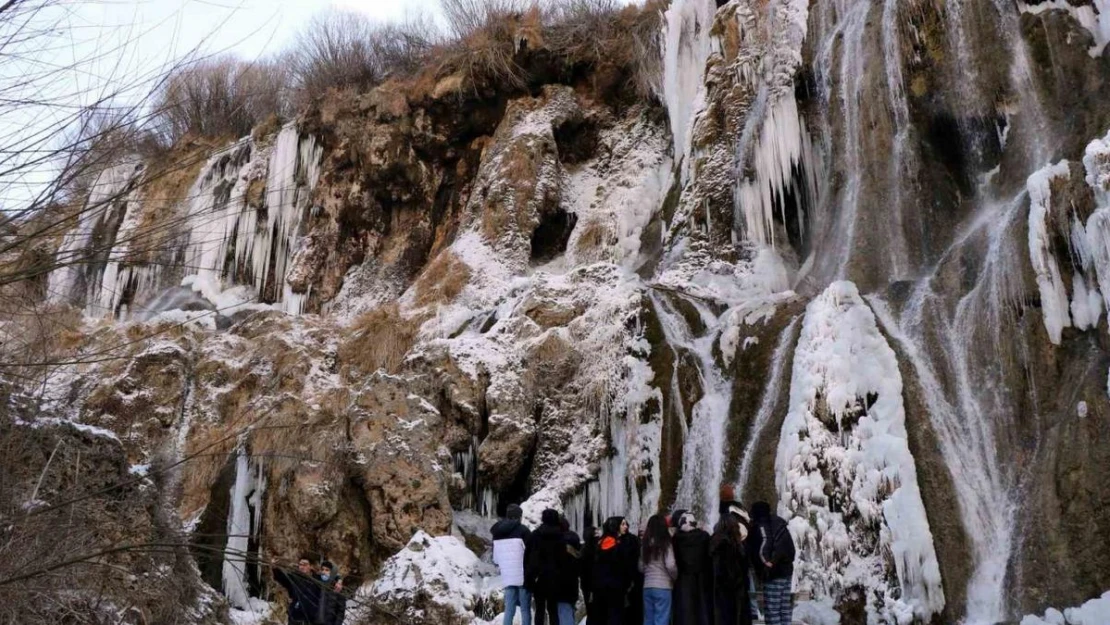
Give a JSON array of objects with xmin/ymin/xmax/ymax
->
[
  {"xmin": 776, "ymin": 281, "xmax": 944, "ymax": 624},
  {"xmin": 47, "ymin": 125, "xmax": 322, "ymax": 319},
  {"xmin": 47, "ymin": 161, "xmax": 144, "ymax": 309},
  {"xmin": 731, "ymin": 0, "xmax": 817, "ymax": 249},
  {"xmin": 1027, "ymin": 129, "xmax": 1110, "ymax": 344},
  {"xmin": 662, "ymin": 0, "xmax": 718, "ymax": 178}
]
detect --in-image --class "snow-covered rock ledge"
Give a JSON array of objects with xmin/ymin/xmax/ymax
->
[
  {"xmin": 348, "ymin": 531, "xmax": 503, "ymax": 625},
  {"xmin": 1021, "ymin": 591, "xmax": 1110, "ymax": 625}
]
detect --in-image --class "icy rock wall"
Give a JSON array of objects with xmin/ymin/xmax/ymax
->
[
  {"xmin": 776, "ymin": 281, "xmax": 944, "ymax": 624},
  {"xmin": 1027, "ymin": 129, "xmax": 1110, "ymax": 344},
  {"xmin": 47, "ymin": 161, "xmax": 144, "ymax": 311},
  {"xmin": 47, "ymin": 125, "xmax": 322, "ymax": 319}
]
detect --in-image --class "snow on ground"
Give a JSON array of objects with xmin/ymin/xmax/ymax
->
[
  {"xmin": 1021, "ymin": 591, "xmax": 1110, "ymax": 625},
  {"xmin": 776, "ymin": 281, "xmax": 944, "ymax": 624},
  {"xmin": 227, "ymin": 598, "xmax": 272, "ymax": 625}
]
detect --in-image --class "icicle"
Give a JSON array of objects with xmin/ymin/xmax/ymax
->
[
  {"xmin": 1026, "ymin": 161, "xmax": 1074, "ymax": 344},
  {"xmin": 222, "ymin": 448, "xmax": 254, "ymax": 610}
]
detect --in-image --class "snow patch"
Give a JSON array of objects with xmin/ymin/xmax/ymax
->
[{"xmin": 1021, "ymin": 591, "xmax": 1110, "ymax": 625}]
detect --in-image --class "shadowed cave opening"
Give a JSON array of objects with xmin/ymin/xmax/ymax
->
[{"xmin": 530, "ymin": 208, "xmax": 578, "ymax": 265}]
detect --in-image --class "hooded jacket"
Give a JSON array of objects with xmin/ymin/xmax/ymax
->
[
  {"xmin": 525, "ymin": 510, "xmax": 581, "ymax": 604},
  {"xmin": 315, "ymin": 576, "xmax": 347, "ymax": 625},
  {"xmin": 671, "ymin": 511, "xmax": 713, "ymax": 625},
  {"xmin": 492, "ymin": 514, "xmax": 532, "ymax": 587},
  {"xmin": 756, "ymin": 514, "xmax": 795, "ymax": 581}
]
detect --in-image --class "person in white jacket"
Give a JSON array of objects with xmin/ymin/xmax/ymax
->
[{"xmin": 492, "ymin": 504, "xmax": 533, "ymax": 625}]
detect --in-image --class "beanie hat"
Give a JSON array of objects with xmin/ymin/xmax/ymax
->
[
  {"xmin": 541, "ymin": 508, "xmax": 560, "ymax": 526},
  {"xmin": 506, "ymin": 504, "xmax": 523, "ymax": 520},
  {"xmin": 720, "ymin": 484, "xmax": 737, "ymax": 503}
]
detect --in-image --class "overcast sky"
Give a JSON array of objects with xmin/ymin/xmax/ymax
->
[{"xmin": 2, "ymin": 0, "xmax": 640, "ymax": 210}]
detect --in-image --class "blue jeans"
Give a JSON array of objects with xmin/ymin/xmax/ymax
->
[
  {"xmin": 643, "ymin": 587, "xmax": 672, "ymax": 625},
  {"xmin": 556, "ymin": 602, "xmax": 574, "ymax": 625},
  {"xmin": 504, "ymin": 586, "xmax": 532, "ymax": 625}
]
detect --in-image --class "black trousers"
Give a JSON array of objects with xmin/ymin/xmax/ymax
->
[
  {"xmin": 534, "ymin": 593, "xmax": 560, "ymax": 625},
  {"xmin": 590, "ymin": 593, "xmax": 624, "ymax": 625}
]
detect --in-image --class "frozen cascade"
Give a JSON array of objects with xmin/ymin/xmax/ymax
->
[
  {"xmin": 777, "ymin": 281, "xmax": 944, "ymax": 623},
  {"xmin": 183, "ymin": 125, "xmax": 322, "ymax": 315},
  {"xmin": 811, "ymin": 1, "xmax": 873, "ymax": 279},
  {"xmin": 222, "ymin": 447, "xmax": 266, "ymax": 610},
  {"xmin": 1027, "ymin": 161, "xmax": 1076, "ymax": 344},
  {"xmin": 661, "ymin": 0, "xmax": 717, "ymax": 178},
  {"xmin": 870, "ymin": 193, "xmax": 1030, "ymax": 624},
  {"xmin": 46, "ymin": 161, "xmax": 143, "ymax": 307},
  {"xmin": 50, "ymin": 124, "xmax": 324, "ymax": 320},
  {"xmin": 735, "ymin": 316, "xmax": 799, "ymax": 500},
  {"xmin": 649, "ymin": 289, "xmax": 732, "ymax": 525}
]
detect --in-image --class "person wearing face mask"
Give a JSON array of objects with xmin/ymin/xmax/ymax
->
[
  {"xmin": 315, "ymin": 561, "xmax": 347, "ymax": 625},
  {"xmin": 670, "ymin": 510, "xmax": 712, "ymax": 625}
]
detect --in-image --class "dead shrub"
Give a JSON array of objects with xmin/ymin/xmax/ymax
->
[
  {"xmin": 545, "ymin": 0, "xmax": 665, "ymax": 100},
  {"xmin": 339, "ymin": 303, "xmax": 423, "ymax": 375},
  {"xmin": 154, "ymin": 55, "xmax": 291, "ymax": 144},
  {"xmin": 436, "ymin": 0, "xmax": 535, "ymax": 90}
]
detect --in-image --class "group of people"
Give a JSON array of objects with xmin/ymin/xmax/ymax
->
[
  {"xmin": 491, "ymin": 486, "xmax": 797, "ymax": 625},
  {"xmin": 272, "ymin": 556, "xmax": 347, "ymax": 625}
]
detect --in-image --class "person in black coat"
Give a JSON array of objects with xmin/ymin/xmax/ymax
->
[
  {"xmin": 527, "ymin": 509, "xmax": 581, "ymax": 625},
  {"xmin": 710, "ymin": 515, "xmax": 753, "ymax": 625},
  {"xmin": 587, "ymin": 516, "xmax": 637, "ymax": 625},
  {"xmin": 750, "ymin": 502, "xmax": 796, "ymax": 625},
  {"xmin": 315, "ymin": 561, "xmax": 347, "ymax": 625},
  {"xmin": 670, "ymin": 510, "xmax": 712, "ymax": 625},
  {"xmin": 272, "ymin": 556, "xmax": 320, "ymax": 625}
]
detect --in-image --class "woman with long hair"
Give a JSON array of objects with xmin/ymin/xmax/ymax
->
[
  {"xmin": 710, "ymin": 514, "xmax": 753, "ymax": 625},
  {"xmin": 639, "ymin": 514, "xmax": 677, "ymax": 625}
]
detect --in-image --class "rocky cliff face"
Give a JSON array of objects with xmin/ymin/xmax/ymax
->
[{"xmin": 7, "ymin": 1, "xmax": 1110, "ymax": 624}]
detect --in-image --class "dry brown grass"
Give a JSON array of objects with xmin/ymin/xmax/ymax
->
[
  {"xmin": 412, "ymin": 251, "xmax": 472, "ymax": 308},
  {"xmin": 339, "ymin": 303, "xmax": 425, "ymax": 375}
]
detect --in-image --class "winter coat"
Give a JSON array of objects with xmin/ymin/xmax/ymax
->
[
  {"xmin": 492, "ymin": 518, "xmax": 532, "ymax": 587},
  {"xmin": 273, "ymin": 569, "xmax": 320, "ymax": 625},
  {"xmin": 755, "ymin": 515, "xmax": 795, "ymax": 581},
  {"xmin": 711, "ymin": 530, "xmax": 753, "ymax": 625},
  {"xmin": 587, "ymin": 519, "xmax": 637, "ymax": 593},
  {"xmin": 672, "ymin": 528, "xmax": 713, "ymax": 625},
  {"xmin": 525, "ymin": 522, "xmax": 581, "ymax": 604},
  {"xmin": 315, "ymin": 577, "xmax": 347, "ymax": 625},
  {"xmin": 640, "ymin": 544, "xmax": 678, "ymax": 590},
  {"xmin": 624, "ymin": 533, "xmax": 644, "ymax": 625}
]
